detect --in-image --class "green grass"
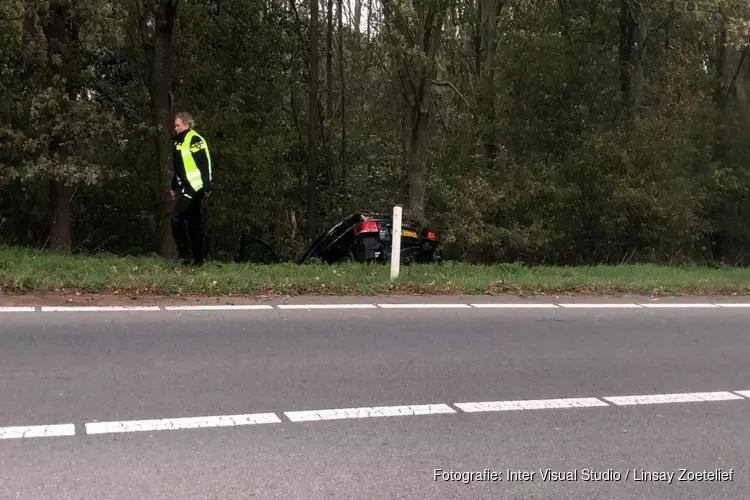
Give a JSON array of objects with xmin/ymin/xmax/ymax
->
[{"xmin": 2, "ymin": 245, "xmax": 750, "ymax": 296}]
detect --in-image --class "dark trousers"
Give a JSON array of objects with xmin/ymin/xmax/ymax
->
[{"xmin": 171, "ymin": 190, "xmax": 204, "ymax": 263}]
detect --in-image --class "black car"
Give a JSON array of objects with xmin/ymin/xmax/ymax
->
[{"xmin": 236, "ymin": 212, "xmax": 442, "ymax": 265}]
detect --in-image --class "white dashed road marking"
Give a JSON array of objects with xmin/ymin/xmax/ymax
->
[
  {"xmin": 470, "ymin": 303, "xmax": 559, "ymax": 308},
  {"xmin": 639, "ymin": 303, "xmax": 718, "ymax": 308},
  {"xmin": 164, "ymin": 305, "xmax": 274, "ymax": 310},
  {"xmin": 284, "ymin": 404, "xmax": 456, "ymax": 422},
  {"xmin": 277, "ymin": 304, "xmax": 377, "ymax": 309},
  {"xmin": 557, "ymin": 303, "xmax": 642, "ymax": 309},
  {"xmin": 0, "ymin": 307, "xmax": 35, "ymax": 312},
  {"xmin": 603, "ymin": 391, "xmax": 743, "ymax": 405},
  {"xmin": 41, "ymin": 306, "xmax": 161, "ymax": 312},
  {"xmin": 455, "ymin": 398, "xmax": 609, "ymax": 412},
  {"xmin": 0, "ymin": 424, "xmax": 76, "ymax": 439},
  {"xmin": 376, "ymin": 303, "xmax": 471, "ymax": 308},
  {"xmin": 2, "ymin": 389, "xmax": 750, "ymax": 440},
  {"xmin": 85, "ymin": 413, "xmax": 281, "ymax": 435}
]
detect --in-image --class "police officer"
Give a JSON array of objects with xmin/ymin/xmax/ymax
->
[{"xmin": 170, "ymin": 111, "xmax": 212, "ymax": 266}]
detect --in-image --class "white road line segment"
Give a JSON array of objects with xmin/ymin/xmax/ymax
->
[
  {"xmin": 638, "ymin": 303, "xmax": 718, "ymax": 308},
  {"xmin": 85, "ymin": 413, "xmax": 281, "ymax": 435},
  {"xmin": 0, "ymin": 424, "xmax": 75, "ymax": 439},
  {"xmin": 41, "ymin": 306, "xmax": 161, "ymax": 312},
  {"xmin": 164, "ymin": 305, "xmax": 273, "ymax": 310},
  {"xmin": 6, "ymin": 301, "xmax": 750, "ymax": 312},
  {"xmin": 455, "ymin": 398, "xmax": 609, "ymax": 412},
  {"xmin": 557, "ymin": 303, "xmax": 642, "ymax": 308},
  {"xmin": 376, "ymin": 303, "xmax": 471, "ymax": 308},
  {"xmin": 470, "ymin": 303, "xmax": 559, "ymax": 308},
  {"xmin": 4, "ymin": 388, "xmax": 750, "ymax": 440},
  {"xmin": 603, "ymin": 391, "xmax": 743, "ymax": 406},
  {"xmin": 284, "ymin": 404, "xmax": 456, "ymax": 422},
  {"xmin": 277, "ymin": 304, "xmax": 377, "ymax": 309}
]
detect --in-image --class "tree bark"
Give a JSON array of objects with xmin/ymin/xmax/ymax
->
[
  {"xmin": 618, "ymin": 0, "xmax": 636, "ymax": 121},
  {"xmin": 41, "ymin": 0, "xmax": 74, "ymax": 250},
  {"xmin": 325, "ymin": 0, "xmax": 334, "ymax": 191},
  {"xmin": 307, "ymin": 0, "xmax": 319, "ymax": 239},
  {"xmin": 354, "ymin": 0, "xmax": 362, "ymax": 35},
  {"xmin": 145, "ymin": 0, "xmax": 178, "ymax": 257},
  {"xmin": 712, "ymin": 14, "xmax": 728, "ymax": 162},
  {"xmin": 49, "ymin": 179, "xmax": 72, "ymax": 250},
  {"xmin": 338, "ymin": 0, "xmax": 347, "ymax": 195},
  {"xmin": 326, "ymin": 0, "xmax": 333, "ymax": 122},
  {"xmin": 478, "ymin": 0, "xmax": 504, "ymax": 167},
  {"xmin": 381, "ymin": 0, "xmax": 446, "ymax": 223}
]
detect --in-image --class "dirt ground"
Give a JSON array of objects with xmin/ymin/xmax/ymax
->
[
  {"xmin": 1, "ymin": 290, "xmax": 747, "ymax": 307},
  {"xmin": 0, "ymin": 292, "xmax": 288, "ymax": 307}
]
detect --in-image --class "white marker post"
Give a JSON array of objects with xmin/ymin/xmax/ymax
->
[{"xmin": 390, "ymin": 205, "xmax": 402, "ymax": 280}]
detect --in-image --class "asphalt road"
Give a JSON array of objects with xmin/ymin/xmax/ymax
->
[{"xmin": 1, "ymin": 302, "xmax": 749, "ymax": 499}]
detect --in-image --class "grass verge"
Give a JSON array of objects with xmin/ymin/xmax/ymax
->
[{"xmin": 2, "ymin": 245, "xmax": 750, "ymax": 297}]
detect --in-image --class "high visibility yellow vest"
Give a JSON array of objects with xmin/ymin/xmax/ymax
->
[{"xmin": 175, "ymin": 129, "xmax": 212, "ymax": 191}]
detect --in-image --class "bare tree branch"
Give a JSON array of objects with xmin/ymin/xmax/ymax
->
[{"xmin": 432, "ymin": 79, "xmax": 470, "ymax": 107}]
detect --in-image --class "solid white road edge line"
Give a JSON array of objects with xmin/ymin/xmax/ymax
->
[
  {"xmin": 0, "ymin": 424, "xmax": 76, "ymax": 439},
  {"xmin": 455, "ymin": 398, "xmax": 609, "ymax": 412},
  {"xmin": 41, "ymin": 306, "xmax": 161, "ymax": 312},
  {"xmin": 470, "ymin": 303, "xmax": 559, "ymax": 308},
  {"xmin": 376, "ymin": 303, "xmax": 471, "ymax": 308},
  {"xmin": 638, "ymin": 303, "xmax": 718, "ymax": 308},
  {"xmin": 277, "ymin": 304, "xmax": 377, "ymax": 309},
  {"xmin": 6, "ymin": 301, "xmax": 750, "ymax": 312},
  {"xmin": 558, "ymin": 303, "xmax": 643, "ymax": 308},
  {"xmin": 603, "ymin": 391, "xmax": 743, "ymax": 406},
  {"xmin": 84, "ymin": 413, "xmax": 281, "ymax": 435},
  {"xmin": 164, "ymin": 305, "xmax": 273, "ymax": 310},
  {"xmin": 284, "ymin": 404, "xmax": 456, "ymax": 422}
]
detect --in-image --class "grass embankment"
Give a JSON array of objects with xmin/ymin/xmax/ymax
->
[{"xmin": 2, "ymin": 245, "xmax": 750, "ymax": 297}]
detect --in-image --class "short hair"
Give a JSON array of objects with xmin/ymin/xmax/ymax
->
[{"xmin": 174, "ymin": 111, "xmax": 195, "ymax": 128}]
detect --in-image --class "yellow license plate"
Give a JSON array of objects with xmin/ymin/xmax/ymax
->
[{"xmin": 401, "ymin": 230, "xmax": 418, "ymax": 238}]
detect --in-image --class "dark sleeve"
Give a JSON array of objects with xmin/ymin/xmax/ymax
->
[
  {"xmin": 190, "ymin": 135, "xmax": 212, "ymax": 192},
  {"xmin": 171, "ymin": 173, "xmax": 178, "ymax": 190}
]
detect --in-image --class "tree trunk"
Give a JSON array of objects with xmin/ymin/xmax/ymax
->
[
  {"xmin": 618, "ymin": 0, "xmax": 635, "ymax": 117},
  {"xmin": 478, "ymin": 0, "xmax": 504, "ymax": 167},
  {"xmin": 307, "ymin": 0, "xmax": 319, "ymax": 239},
  {"xmin": 338, "ymin": 0, "xmax": 347, "ymax": 195},
  {"xmin": 632, "ymin": 18, "xmax": 647, "ymax": 121},
  {"xmin": 407, "ymin": 105, "xmax": 429, "ymax": 222},
  {"xmin": 354, "ymin": 0, "xmax": 362, "ymax": 35},
  {"xmin": 49, "ymin": 179, "xmax": 72, "ymax": 250},
  {"xmin": 712, "ymin": 14, "xmax": 728, "ymax": 162},
  {"xmin": 325, "ymin": 0, "xmax": 334, "ymax": 192},
  {"xmin": 41, "ymin": 0, "xmax": 73, "ymax": 250},
  {"xmin": 406, "ymin": 6, "xmax": 446, "ymax": 223},
  {"xmin": 147, "ymin": 0, "xmax": 178, "ymax": 257},
  {"xmin": 326, "ymin": 0, "xmax": 333, "ymax": 122}
]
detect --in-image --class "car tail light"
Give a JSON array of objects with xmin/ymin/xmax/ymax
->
[
  {"xmin": 427, "ymin": 230, "xmax": 437, "ymax": 240},
  {"xmin": 354, "ymin": 220, "xmax": 379, "ymax": 235}
]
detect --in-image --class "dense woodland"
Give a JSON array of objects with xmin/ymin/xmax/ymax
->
[{"xmin": 1, "ymin": 0, "xmax": 749, "ymax": 265}]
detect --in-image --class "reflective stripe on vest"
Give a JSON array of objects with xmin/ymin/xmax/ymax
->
[{"xmin": 175, "ymin": 129, "xmax": 212, "ymax": 191}]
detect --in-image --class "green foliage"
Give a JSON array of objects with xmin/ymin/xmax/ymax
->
[
  {"xmin": 1, "ymin": 0, "xmax": 127, "ymax": 187},
  {"xmin": 2, "ymin": 0, "xmax": 750, "ymax": 266}
]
